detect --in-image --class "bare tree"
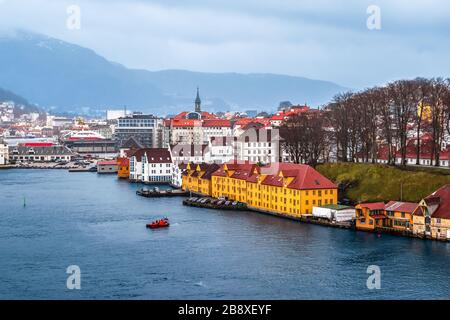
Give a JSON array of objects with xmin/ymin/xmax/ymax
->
[{"xmin": 387, "ymin": 80, "xmax": 420, "ymax": 166}]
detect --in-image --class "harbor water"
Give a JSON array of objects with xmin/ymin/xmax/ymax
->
[{"xmin": 0, "ymin": 169, "xmax": 449, "ymax": 299}]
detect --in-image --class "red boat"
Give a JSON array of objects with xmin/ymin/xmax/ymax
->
[{"xmin": 146, "ymin": 218, "xmax": 170, "ymax": 229}]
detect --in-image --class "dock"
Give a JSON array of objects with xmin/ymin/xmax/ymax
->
[
  {"xmin": 183, "ymin": 197, "xmax": 248, "ymax": 211},
  {"xmin": 68, "ymin": 166, "xmax": 97, "ymax": 173},
  {"xmin": 136, "ymin": 188, "xmax": 188, "ymax": 198}
]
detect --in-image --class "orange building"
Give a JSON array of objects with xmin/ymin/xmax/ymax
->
[
  {"xmin": 355, "ymin": 202, "xmax": 386, "ymax": 231},
  {"xmin": 117, "ymin": 157, "xmax": 130, "ymax": 179},
  {"xmin": 384, "ymin": 201, "xmax": 418, "ymax": 232}
]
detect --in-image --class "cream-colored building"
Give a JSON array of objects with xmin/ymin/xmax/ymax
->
[
  {"xmin": 0, "ymin": 140, "xmax": 9, "ymax": 165},
  {"xmin": 413, "ymin": 185, "xmax": 450, "ymax": 240}
]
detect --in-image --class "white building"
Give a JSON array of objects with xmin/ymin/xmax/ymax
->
[
  {"xmin": 9, "ymin": 145, "xmax": 74, "ymax": 163},
  {"xmin": 106, "ymin": 110, "xmax": 132, "ymax": 121},
  {"xmin": 129, "ymin": 148, "xmax": 173, "ymax": 183},
  {"xmin": 0, "ymin": 102, "xmax": 15, "ymax": 123},
  {"xmin": 48, "ymin": 116, "xmax": 73, "ymax": 128},
  {"xmin": 171, "ymin": 163, "xmax": 187, "ymax": 188},
  {"xmin": 312, "ymin": 205, "xmax": 356, "ymax": 223},
  {"xmin": 208, "ymin": 136, "xmax": 235, "ymax": 164},
  {"xmin": 0, "ymin": 140, "xmax": 8, "ymax": 165},
  {"xmin": 115, "ymin": 114, "xmax": 162, "ymax": 148},
  {"xmin": 166, "ymin": 89, "xmax": 232, "ymax": 145},
  {"xmin": 169, "ymin": 144, "xmax": 210, "ymax": 165},
  {"xmin": 235, "ymin": 126, "xmax": 280, "ymax": 164}
]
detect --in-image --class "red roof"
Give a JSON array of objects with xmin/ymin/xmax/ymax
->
[
  {"xmin": 98, "ymin": 160, "xmax": 117, "ymax": 166},
  {"xmin": 372, "ymin": 136, "xmax": 450, "ymax": 161},
  {"xmin": 417, "ymin": 185, "xmax": 450, "ymax": 219},
  {"xmin": 171, "ymin": 119, "xmax": 202, "ymax": 127},
  {"xmin": 270, "ymin": 115, "xmax": 284, "ymax": 121},
  {"xmin": 173, "ymin": 111, "xmax": 217, "ymax": 120},
  {"xmin": 22, "ymin": 142, "xmax": 55, "ymax": 147},
  {"xmin": 263, "ymin": 163, "xmax": 337, "ymax": 190},
  {"xmin": 357, "ymin": 202, "xmax": 386, "ymax": 211},
  {"xmin": 131, "ymin": 148, "xmax": 172, "ymax": 163},
  {"xmin": 212, "ymin": 162, "xmax": 337, "ymax": 190},
  {"xmin": 385, "ymin": 201, "xmax": 418, "ymax": 213},
  {"xmin": 202, "ymin": 119, "xmax": 231, "ymax": 127},
  {"xmin": 235, "ymin": 118, "xmax": 271, "ymax": 127}
]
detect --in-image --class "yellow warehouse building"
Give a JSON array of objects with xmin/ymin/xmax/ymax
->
[{"xmin": 208, "ymin": 162, "xmax": 338, "ymax": 218}]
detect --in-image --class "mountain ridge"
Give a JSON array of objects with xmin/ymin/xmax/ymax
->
[{"xmin": 0, "ymin": 30, "xmax": 348, "ymax": 115}]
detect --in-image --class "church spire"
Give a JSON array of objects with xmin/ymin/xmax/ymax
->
[{"xmin": 195, "ymin": 86, "xmax": 201, "ymax": 113}]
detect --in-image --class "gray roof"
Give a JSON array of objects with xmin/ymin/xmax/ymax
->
[{"xmin": 9, "ymin": 145, "xmax": 75, "ymax": 156}]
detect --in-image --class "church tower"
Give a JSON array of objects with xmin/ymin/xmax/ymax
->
[{"xmin": 195, "ymin": 87, "xmax": 201, "ymax": 113}]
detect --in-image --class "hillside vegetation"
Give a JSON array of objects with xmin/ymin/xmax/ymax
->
[{"xmin": 316, "ymin": 163, "xmax": 450, "ymax": 203}]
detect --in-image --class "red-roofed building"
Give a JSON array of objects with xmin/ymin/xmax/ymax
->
[
  {"xmin": 97, "ymin": 160, "xmax": 118, "ymax": 174},
  {"xmin": 384, "ymin": 201, "xmax": 418, "ymax": 231},
  {"xmin": 360, "ymin": 134, "xmax": 450, "ymax": 167},
  {"xmin": 355, "ymin": 202, "xmax": 386, "ymax": 231},
  {"xmin": 22, "ymin": 142, "xmax": 55, "ymax": 147},
  {"xmin": 269, "ymin": 105, "xmax": 313, "ymax": 127},
  {"xmin": 129, "ymin": 148, "xmax": 173, "ymax": 183},
  {"xmin": 413, "ymin": 185, "xmax": 450, "ymax": 239},
  {"xmin": 164, "ymin": 88, "xmax": 233, "ymax": 145},
  {"xmin": 210, "ymin": 161, "xmax": 338, "ymax": 216}
]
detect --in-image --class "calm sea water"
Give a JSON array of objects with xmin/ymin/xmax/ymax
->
[{"xmin": 0, "ymin": 169, "xmax": 449, "ymax": 300}]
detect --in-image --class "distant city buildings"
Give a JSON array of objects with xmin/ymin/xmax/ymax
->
[
  {"xmin": 115, "ymin": 113, "xmax": 161, "ymax": 149},
  {"xmin": 0, "ymin": 102, "xmax": 15, "ymax": 123},
  {"xmin": 106, "ymin": 109, "xmax": 132, "ymax": 121},
  {"xmin": 8, "ymin": 145, "xmax": 74, "ymax": 163}
]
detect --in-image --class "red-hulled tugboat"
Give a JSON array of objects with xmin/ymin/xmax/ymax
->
[{"xmin": 146, "ymin": 217, "xmax": 170, "ymax": 229}]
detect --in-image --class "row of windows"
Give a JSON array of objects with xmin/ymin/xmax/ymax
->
[{"xmin": 215, "ymin": 181, "xmax": 335, "ymax": 197}]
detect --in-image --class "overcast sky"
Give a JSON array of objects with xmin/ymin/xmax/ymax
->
[{"xmin": 0, "ymin": 0, "xmax": 449, "ymax": 88}]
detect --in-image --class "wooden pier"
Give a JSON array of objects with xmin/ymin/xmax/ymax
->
[
  {"xmin": 183, "ymin": 197, "xmax": 248, "ymax": 211},
  {"xmin": 136, "ymin": 188, "xmax": 188, "ymax": 198}
]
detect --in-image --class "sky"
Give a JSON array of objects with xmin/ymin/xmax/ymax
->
[{"xmin": 0, "ymin": 0, "xmax": 449, "ymax": 89}]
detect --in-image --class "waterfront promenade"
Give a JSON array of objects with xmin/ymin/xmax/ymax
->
[{"xmin": 1, "ymin": 169, "xmax": 450, "ymax": 299}]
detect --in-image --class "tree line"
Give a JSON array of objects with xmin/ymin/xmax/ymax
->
[{"xmin": 280, "ymin": 78, "xmax": 450, "ymax": 167}]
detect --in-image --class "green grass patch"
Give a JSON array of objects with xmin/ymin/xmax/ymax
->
[{"xmin": 316, "ymin": 163, "xmax": 450, "ymax": 203}]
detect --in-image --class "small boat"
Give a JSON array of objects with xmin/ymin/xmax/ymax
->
[{"xmin": 146, "ymin": 218, "xmax": 170, "ymax": 229}]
